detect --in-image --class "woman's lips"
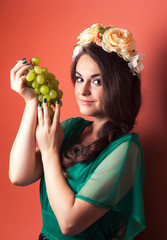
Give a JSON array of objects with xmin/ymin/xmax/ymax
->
[{"xmin": 80, "ymin": 99, "xmax": 95, "ymax": 105}]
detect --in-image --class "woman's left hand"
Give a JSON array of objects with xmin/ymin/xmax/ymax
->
[{"xmin": 36, "ymin": 100, "xmax": 64, "ymax": 157}]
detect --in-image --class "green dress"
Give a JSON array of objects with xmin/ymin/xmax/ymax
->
[{"xmin": 40, "ymin": 117, "xmax": 145, "ymax": 240}]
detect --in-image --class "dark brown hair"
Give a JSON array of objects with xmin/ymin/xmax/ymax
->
[{"xmin": 61, "ymin": 42, "xmax": 142, "ymax": 174}]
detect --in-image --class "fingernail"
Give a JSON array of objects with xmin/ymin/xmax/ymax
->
[
  {"xmin": 38, "ymin": 102, "xmax": 41, "ymax": 107},
  {"xmin": 43, "ymin": 97, "xmax": 47, "ymax": 103},
  {"xmin": 22, "ymin": 60, "xmax": 27, "ymax": 64},
  {"xmin": 26, "ymin": 63, "xmax": 32, "ymax": 66},
  {"xmin": 57, "ymin": 100, "xmax": 59, "ymax": 104},
  {"xmin": 21, "ymin": 58, "xmax": 26, "ymax": 61}
]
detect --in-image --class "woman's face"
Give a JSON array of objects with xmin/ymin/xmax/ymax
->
[{"xmin": 74, "ymin": 54, "xmax": 105, "ymax": 118}]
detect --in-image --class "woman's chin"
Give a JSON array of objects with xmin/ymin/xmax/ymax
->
[
  {"xmin": 79, "ymin": 108, "xmax": 101, "ymax": 117},
  {"xmin": 79, "ymin": 109, "xmax": 94, "ymax": 116}
]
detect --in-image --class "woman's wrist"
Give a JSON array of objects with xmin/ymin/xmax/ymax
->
[
  {"xmin": 25, "ymin": 97, "xmax": 38, "ymax": 106},
  {"xmin": 41, "ymin": 148, "xmax": 60, "ymax": 163}
]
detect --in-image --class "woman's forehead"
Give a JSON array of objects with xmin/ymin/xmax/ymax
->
[{"xmin": 76, "ymin": 55, "xmax": 101, "ymax": 75}]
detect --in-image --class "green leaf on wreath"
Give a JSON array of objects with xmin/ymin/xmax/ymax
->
[{"xmin": 98, "ymin": 27, "xmax": 106, "ymax": 34}]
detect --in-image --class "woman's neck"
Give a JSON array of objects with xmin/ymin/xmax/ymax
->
[
  {"xmin": 91, "ymin": 116, "xmax": 110, "ymax": 137},
  {"xmin": 79, "ymin": 116, "xmax": 110, "ymax": 146}
]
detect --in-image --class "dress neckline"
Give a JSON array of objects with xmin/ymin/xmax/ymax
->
[{"xmin": 76, "ymin": 118, "xmax": 139, "ymax": 145}]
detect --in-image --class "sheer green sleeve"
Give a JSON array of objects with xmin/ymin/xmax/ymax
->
[{"xmin": 75, "ymin": 138, "xmax": 145, "ymax": 240}]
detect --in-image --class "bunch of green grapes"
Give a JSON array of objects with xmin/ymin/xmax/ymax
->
[{"xmin": 25, "ymin": 57, "xmax": 63, "ymax": 118}]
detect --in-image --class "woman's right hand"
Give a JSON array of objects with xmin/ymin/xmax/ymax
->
[{"xmin": 10, "ymin": 59, "xmax": 37, "ymax": 102}]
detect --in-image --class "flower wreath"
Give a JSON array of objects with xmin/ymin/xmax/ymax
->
[{"xmin": 72, "ymin": 23, "xmax": 145, "ymax": 77}]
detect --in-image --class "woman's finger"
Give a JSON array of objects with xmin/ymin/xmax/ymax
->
[
  {"xmin": 10, "ymin": 61, "xmax": 31, "ymax": 88},
  {"xmin": 52, "ymin": 100, "xmax": 60, "ymax": 129},
  {"xmin": 18, "ymin": 75, "xmax": 27, "ymax": 89},
  {"xmin": 43, "ymin": 98, "xmax": 51, "ymax": 127},
  {"xmin": 10, "ymin": 59, "xmax": 27, "ymax": 80},
  {"xmin": 11, "ymin": 58, "xmax": 26, "ymax": 73},
  {"xmin": 15, "ymin": 64, "xmax": 31, "ymax": 81},
  {"xmin": 38, "ymin": 102, "xmax": 44, "ymax": 126}
]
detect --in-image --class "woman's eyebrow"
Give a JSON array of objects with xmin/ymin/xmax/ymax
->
[{"xmin": 76, "ymin": 71, "xmax": 101, "ymax": 78}]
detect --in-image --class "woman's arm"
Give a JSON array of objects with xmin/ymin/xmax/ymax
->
[
  {"xmin": 42, "ymin": 149, "xmax": 110, "ymax": 235},
  {"xmin": 9, "ymin": 99, "xmax": 43, "ymax": 186},
  {"xmin": 9, "ymin": 60, "xmax": 43, "ymax": 186},
  {"xmin": 36, "ymin": 101, "xmax": 110, "ymax": 235}
]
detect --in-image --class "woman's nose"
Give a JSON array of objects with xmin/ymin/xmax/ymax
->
[{"xmin": 81, "ymin": 82, "xmax": 91, "ymax": 96}]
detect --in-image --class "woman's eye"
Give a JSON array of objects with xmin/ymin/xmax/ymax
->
[
  {"xmin": 75, "ymin": 76, "xmax": 83, "ymax": 83},
  {"xmin": 93, "ymin": 79, "xmax": 101, "ymax": 86}
]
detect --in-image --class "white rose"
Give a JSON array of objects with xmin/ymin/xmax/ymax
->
[
  {"xmin": 128, "ymin": 53, "xmax": 145, "ymax": 75},
  {"xmin": 72, "ymin": 45, "xmax": 83, "ymax": 61}
]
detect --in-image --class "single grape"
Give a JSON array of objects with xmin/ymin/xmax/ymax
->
[
  {"xmin": 49, "ymin": 89, "xmax": 57, "ymax": 99},
  {"xmin": 49, "ymin": 107, "xmax": 54, "ymax": 117},
  {"xmin": 34, "ymin": 66, "xmax": 42, "ymax": 74},
  {"xmin": 44, "ymin": 94, "xmax": 50, "ymax": 102},
  {"xmin": 41, "ymin": 72, "xmax": 47, "ymax": 78},
  {"xmin": 37, "ymin": 74, "xmax": 44, "ymax": 84},
  {"xmin": 47, "ymin": 83, "xmax": 54, "ymax": 90},
  {"xmin": 42, "ymin": 67, "xmax": 48, "ymax": 73},
  {"xmin": 32, "ymin": 80, "xmax": 39, "ymax": 88},
  {"xmin": 31, "ymin": 57, "xmax": 40, "ymax": 65},
  {"xmin": 26, "ymin": 81, "xmax": 33, "ymax": 87},
  {"xmin": 40, "ymin": 85, "xmax": 49, "ymax": 95},
  {"xmin": 46, "ymin": 73, "xmax": 55, "ymax": 80},
  {"xmin": 26, "ymin": 71, "xmax": 35, "ymax": 81},
  {"xmin": 38, "ymin": 94, "xmax": 44, "ymax": 102},
  {"xmin": 56, "ymin": 89, "xmax": 63, "ymax": 99},
  {"xmin": 34, "ymin": 87, "xmax": 41, "ymax": 94},
  {"xmin": 59, "ymin": 100, "xmax": 62, "ymax": 107},
  {"xmin": 41, "ymin": 72, "xmax": 47, "ymax": 84},
  {"xmin": 51, "ymin": 79, "xmax": 59, "ymax": 88}
]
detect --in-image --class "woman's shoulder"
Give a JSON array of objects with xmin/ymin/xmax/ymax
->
[
  {"xmin": 103, "ymin": 132, "xmax": 144, "ymax": 159},
  {"xmin": 112, "ymin": 132, "xmax": 141, "ymax": 147},
  {"xmin": 61, "ymin": 117, "xmax": 90, "ymax": 132},
  {"xmin": 122, "ymin": 132, "xmax": 143, "ymax": 153}
]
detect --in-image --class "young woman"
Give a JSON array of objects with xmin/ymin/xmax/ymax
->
[{"xmin": 9, "ymin": 23, "xmax": 145, "ymax": 240}]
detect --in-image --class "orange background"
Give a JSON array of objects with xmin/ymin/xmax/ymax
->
[{"xmin": 1, "ymin": 0, "xmax": 167, "ymax": 239}]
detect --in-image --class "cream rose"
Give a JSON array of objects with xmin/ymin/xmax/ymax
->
[
  {"xmin": 76, "ymin": 23, "xmax": 102, "ymax": 46},
  {"xmin": 120, "ymin": 50, "xmax": 135, "ymax": 61},
  {"xmin": 102, "ymin": 28, "xmax": 136, "ymax": 60}
]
